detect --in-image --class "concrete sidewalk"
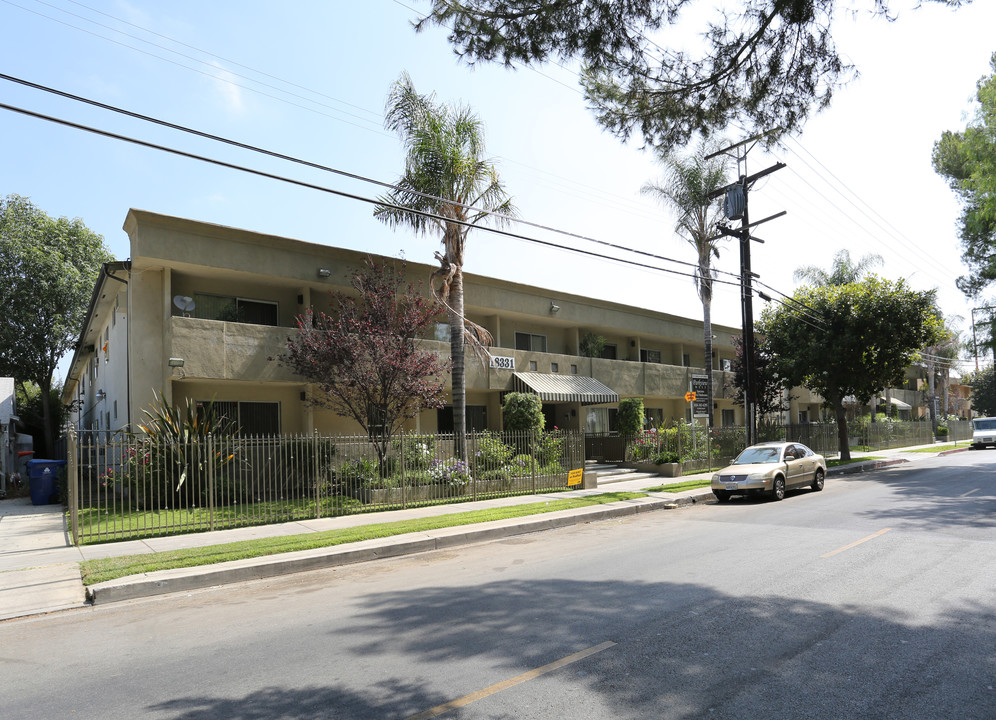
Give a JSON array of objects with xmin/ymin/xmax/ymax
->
[{"xmin": 0, "ymin": 444, "xmax": 954, "ymax": 621}]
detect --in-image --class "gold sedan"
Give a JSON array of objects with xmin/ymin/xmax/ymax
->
[{"xmin": 711, "ymin": 442, "xmax": 827, "ymax": 502}]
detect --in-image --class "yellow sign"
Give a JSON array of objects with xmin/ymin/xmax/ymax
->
[
  {"xmin": 567, "ymin": 468, "xmax": 583, "ymax": 486},
  {"xmin": 685, "ymin": 391, "xmax": 697, "ymax": 402}
]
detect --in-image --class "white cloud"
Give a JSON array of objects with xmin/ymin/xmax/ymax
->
[{"xmin": 209, "ymin": 62, "xmax": 244, "ymax": 115}]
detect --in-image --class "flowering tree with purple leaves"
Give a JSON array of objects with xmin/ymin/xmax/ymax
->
[{"xmin": 279, "ymin": 257, "xmax": 450, "ymax": 465}]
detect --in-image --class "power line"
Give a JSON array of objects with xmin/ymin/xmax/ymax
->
[
  {"xmin": 0, "ymin": 100, "xmax": 749, "ymax": 294},
  {"xmin": 5, "ymin": 0, "xmax": 687, "ymax": 254},
  {"xmin": 0, "ymin": 73, "xmax": 749, "ymax": 287}
]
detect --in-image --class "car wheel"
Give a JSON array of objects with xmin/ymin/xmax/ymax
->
[
  {"xmin": 812, "ymin": 468, "xmax": 825, "ymax": 492},
  {"xmin": 713, "ymin": 490, "xmax": 731, "ymax": 503},
  {"xmin": 771, "ymin": 476, "xmax": 786, "ymax": 501}
]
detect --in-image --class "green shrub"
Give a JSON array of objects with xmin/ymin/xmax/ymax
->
[
  {"xmin": 617, "ymin": 398, "xmax": 645, "ymax": 436},
  {"xmin": 651, "ymin": 450, "xmax": 680, "ymax": 464},
  {"xmin": 936, "ymin": 425, "xmax": 949, "ymax": 437},
  {"xmin": 473, "ymin": 431, "xmax": 514, "ymax": 471},
  {"xmin": 534, "ymin": 429, "xmax": 565, "ymax": 466},
  {"xmin": 428, "ymin": 458, "xmax": 472, "ymax": 487},
  {"xmin": 579, "ymin": 331, "xmax": 607, "ymax": 358},
  {"xmin": 510, "ymin": 454, "xmax": 534, "ymax": 474},
  {"xmin": 392, "ymin": 433, "xmax": 436, "ymax": 471},
  {"xmin": 338, "ymin": 458, "xmax": 379, "ymax": 485},
  {"xmin": 502, "ymin": 392, "xmax": 545, "ymax": 432},
  {"xmin": 478, "ymin": 466, "xmax": 514, "ymax": 482}
]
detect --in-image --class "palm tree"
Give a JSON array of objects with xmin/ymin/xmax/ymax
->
[
  {"xmin": 642, "ymin": 143, "xmax": 730, "ymax": 427},
  {"xmin": 794, "ymin": 249, "xmax": 883, "ymax": 287},
  {"xmin": 375, "ymin": 73, "xmax": 515, "ymax": 457},
  {"xmin": 923, "ymin": 316, "xmax": 964, "ymax": 430}
]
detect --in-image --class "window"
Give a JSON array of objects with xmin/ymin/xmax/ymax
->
[
  {"xmin": 515, "ymin": 332, "xmax": 547, "ymax": 352},
  {"xmin": 570, "ymin": 364, "xmax": 578, "ymax": 374},
  {"xmin": 437, "ymin": 406, "xmax": 488, "ymax": 433},
  {"xmin": 113, "ymin": 400, "xmax": 117, "ymax": 420},
  {"xmin": 640, "ymin": 349, "xmax": 661, "ymax": 364},
  {"xmin": 722, "ymin": 409, "xmax": 735, "ymax": 426},
  {"xmin": 585, "ymin": 407, "xmax": 619, "ymax": 433},
  {"xmin": 551, "ymin": 362, "xmax": 559, "ymax": 373},
  {"xmin": 798, "ymin": 410, "xmax": 809, "ymax": 423},
  {"xmin": 721, "ymin": 358, "xmax": 732, "ymax": 372},
  {"xmin": 682, "ymin": 353, "xmax": 691, "ymax": 367},
  {"xmin": 645, "ymin": 408, "xmax": 663, "ymax": 427},
  {"xmin": 200, "ymin": 400, "xmax": 280, "ymax": 435},
  {"xmin": 194, "ymin": 293, "xmax": 278, "ymax": 326},
  {"xmin": 600, "ymin": 344, "xmax": 617, "ymax": 360},
  {"xmin": 528, "ymin": 360, "xmax": 538, "ymax": 371},
  {"xmin": 433, "ymin": 322, "xmax": 450, "ymax": 341}
]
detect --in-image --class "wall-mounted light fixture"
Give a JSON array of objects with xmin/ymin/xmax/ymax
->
[
  {"xmin": 317, "ymin": 268, "xmax": 332, "ymax": 278},
  {"xmin": 549, "ymin": 302, "xmax": 560, "ymax": 314},
  {"xmin": 95, "ymin": 389, "xmax": 106, "ymax": 400},
  {"xmin": 168, "ymin": 357, "xmax": 185, "ymax": 368}
]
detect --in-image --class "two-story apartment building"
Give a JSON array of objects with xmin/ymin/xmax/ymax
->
[{"xmin": 62, "ymin": 210, "xmax": 825, "ymax": 437}]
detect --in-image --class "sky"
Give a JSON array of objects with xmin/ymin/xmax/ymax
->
[{"xmin": 1, "ymin": 0, "xmax": 994, "ymax": 382}]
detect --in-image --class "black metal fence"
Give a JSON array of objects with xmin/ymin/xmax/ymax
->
[
  {"xmin": 587, "ymin": 418, "xmax": 941, "ymax": 468},
  {"xmin": 66, "ymin": 428, "xmax": 584, "ymax": 545}
]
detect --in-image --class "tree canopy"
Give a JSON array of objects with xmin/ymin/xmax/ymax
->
[
  {"xmin": 967, "ymin": 365, "xmax": 996, "ymax": 416},
  {"xmin": 0, "ymin": 194, "xmax": 111, "ymax": 454},
  {"xmin": 415, "ymin": 0, "xmax": 966, "ymax": 149},
  {"xmin": 277, "ymin": 257, "xmax": 450, "ymax": 463},
  {"xmin": 759, "ymin": 276, "xmax": 941, "ymax": 459},
  {"xmin": 933, "ymin": 51, "xmax": 996, "ymax": 297}
]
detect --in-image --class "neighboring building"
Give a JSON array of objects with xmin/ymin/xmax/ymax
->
[
  {"xmin": 62, "ymin": 210, "xmax": 752, "ymax": 436},
  {"xmin": 1, "ymin": 377, "xmax": 15, "ymax": 491},
  {"xmin": 1, "ymin": 377, "xmax": 33, "ymax": 493}
]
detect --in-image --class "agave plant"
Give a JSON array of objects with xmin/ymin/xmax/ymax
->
[{"xmin": 131, "ymin": 391, "xmax": 240, "ymax": 505}]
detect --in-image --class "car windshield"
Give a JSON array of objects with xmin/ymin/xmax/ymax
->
[
  {"xmin": 973, "ymin": 418, "xmax": 996, "ymax": 431},
  {"xmin": 734, "ymin": 447, "xmax": 781, "ymax": 464}
]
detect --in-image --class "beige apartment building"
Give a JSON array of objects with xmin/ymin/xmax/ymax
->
[{"xmin": 63, "ymin": 210, "xmax": 829, "ymax": 436}]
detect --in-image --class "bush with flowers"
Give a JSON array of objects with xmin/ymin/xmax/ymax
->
[
  {"xmin": 428, "ymin": 457, "xmax": 472, "ymax": 488},
  {"xmin": 392, "ymin": 432, "xmax": 436, "ymax": 471}
]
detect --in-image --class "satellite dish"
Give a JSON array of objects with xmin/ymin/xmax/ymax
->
[{"xmin": 173, "ymin": 295, "xmax": 195, "ymax": 315}]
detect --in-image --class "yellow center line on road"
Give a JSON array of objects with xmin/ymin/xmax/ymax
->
[
  {"xmin": 404, "ymin": 640, "xmax": 617, "ymax": 720},
  {"xmin": 821, "ymin": 528, "xmax": 892, "ymax": 559}
]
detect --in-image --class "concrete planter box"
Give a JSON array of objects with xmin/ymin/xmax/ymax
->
[{"xmin": 624, "ymin": 461, "xmax": 682, "ymax": 477}]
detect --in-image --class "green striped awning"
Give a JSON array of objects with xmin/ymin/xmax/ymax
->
[{"xmin": 512, "ymin": 372, "xmax": 619, "ymax": 405}]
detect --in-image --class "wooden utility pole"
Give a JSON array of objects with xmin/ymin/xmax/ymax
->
[{"xmin": 706, "ymin": 133, "xmax": 785, "ymax": 446}]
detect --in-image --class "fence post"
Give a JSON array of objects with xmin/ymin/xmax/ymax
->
[
  {"xmin": 400, "ymin": 432, "xmax": 407, "ymax": 510},
  {"xmin": 314, "ymin": 430, "xmax": 321, "ymax": 519},
  {"xmin": 207, "ymin": 433, "xmax": 216, "ymax": 531},
  {"xmin": 470, "ymin": 431, "xmax": 477, "ymax": 502},
  {"xmin": 531, "ymin": 429, "xmax": 537, "ymax": 494},
  {"xmin": 67, "ymin": 428, "xmax": 79, "ymax": 546}
]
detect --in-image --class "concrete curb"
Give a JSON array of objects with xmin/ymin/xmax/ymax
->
[
  {"xmin": 826, "ymin": 457, "xmax": 909, "ymax": 476},
  {"xmin": 86, "ymin": 491, "xmax": 715, "ymax": 605}
]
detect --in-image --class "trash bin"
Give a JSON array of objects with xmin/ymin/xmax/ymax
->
[{"xmin": 26, "ymin": 459, "xmax": 66, "ymax": 506}]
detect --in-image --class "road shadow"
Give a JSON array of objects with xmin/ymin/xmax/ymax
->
[
  {"xmin": 840, "ymin": 455, "xmax": 996, "ymax": 534},
  {"xmin": 146, "ymin": 576, "xmax": 994, "ymax": 719}
]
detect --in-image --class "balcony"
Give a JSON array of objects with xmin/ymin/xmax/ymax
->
[{"xmin": 170, "ymin": 317, "xmax": 299, "ymax": 382}]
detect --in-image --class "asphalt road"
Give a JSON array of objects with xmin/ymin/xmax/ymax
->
[{"xmin": 2, "ymin": 451, "xmax": 993, "ymax": 719}]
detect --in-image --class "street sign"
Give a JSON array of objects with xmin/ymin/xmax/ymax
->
[
  {"xmin": 684, "ymin": 391, "xmax": 696, "ymax": 402},
  {"xmin": 567, "ymin": 468, "xmax": 583, "ymax": 487},
  {"xmin": 691, "ymin": 375, "xmax": 711, "ymax": 418}
]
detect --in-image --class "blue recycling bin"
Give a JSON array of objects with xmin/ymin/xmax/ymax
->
[{"xmin": 26, "ymin": 459, "xmax": 66, "ymax": 506}]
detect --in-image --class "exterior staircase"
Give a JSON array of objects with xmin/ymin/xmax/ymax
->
[{"xmin": 585, "ymin": 460, "xmax": 661, "ymax": 486}]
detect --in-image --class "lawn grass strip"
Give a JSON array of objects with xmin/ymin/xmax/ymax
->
[{"xmin": 81, "ymin": 492, "xmax": 647, "ymax": 585}]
